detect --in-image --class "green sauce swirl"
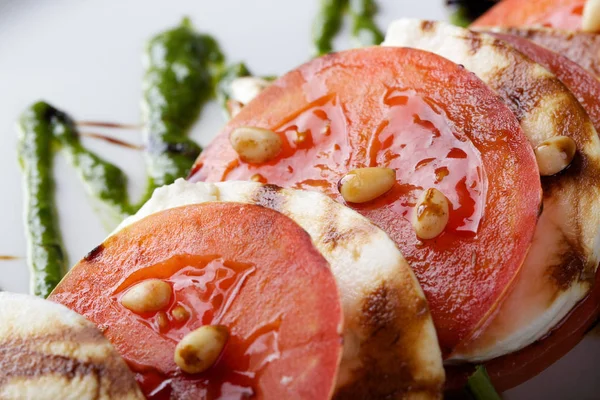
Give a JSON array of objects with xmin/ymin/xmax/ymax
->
[
  {"xmin": 312, "ymin": 0, "xmax": 384, "ymax": 57},
  {"xmin": 18, "ymin": 103, "xmax": 67, "ymax": 298},
  {"xmin": 17, "ymin": 5, "xmax": 385, "ymax": 296},
  {"xmin": 141, "ymin": 18, "xmax": 224, "ymax": 195},
  {"xmin": 17, "ymin": 18, "xmax": 227, "ymax": 296}
]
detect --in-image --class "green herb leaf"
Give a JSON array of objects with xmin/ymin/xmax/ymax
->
[{"xmin": 467, "ymin": 366, "xmax": 502, "ymax": 400}]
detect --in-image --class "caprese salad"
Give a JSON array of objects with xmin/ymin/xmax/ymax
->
[{"xmin": 4, "ymin": 0, "xmax": 600, "ymax": 399}]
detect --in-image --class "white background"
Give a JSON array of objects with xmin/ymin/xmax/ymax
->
[{"xmin": 0, "ymin": 1, "xmax": 598, "ymax": 398}]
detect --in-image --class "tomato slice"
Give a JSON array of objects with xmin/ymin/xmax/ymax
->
[
  {"xmin": 50, "ymin": 203, "xmax": 343, "ymax": 400},
  {"xmin": 472, "ymin": 0, "xmax": 586, "ymax": 30},
  {"xmin": 488, "ymin": 31, "xmax": 600, "ymax": 136},
  {"xmin": 191, "ymin": 47, "xmax": 542, "ymax": 355},
  {"xmin": 496, "ymin": 27, "xmax": 600, "ymax": 79}
]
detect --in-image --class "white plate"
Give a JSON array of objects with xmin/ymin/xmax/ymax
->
[{"xmin": 0, "ymin": 0, "xmax": 598, "ymax": 398}]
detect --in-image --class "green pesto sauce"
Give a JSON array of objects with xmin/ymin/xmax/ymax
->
[
  {"xmin": 312, "ymin": 0, "xmax": 348, "ymax": 57},
  {"xmin": 17, "ymin": 103, "xmax": 66, "ymax": 297},
  {"xmin": 449, "ymin": 6, "xmax": 472, "ymax": 28},
  {"xmin": 466, "ymin": 366, "xmax": 502, "ymax": 400},
  {"xmin": 18, "ymin": 102, "xmax": 133, "ymax": 297},
  {"xmin": 141, "ymin": 18, "xmax": 224, "ymax": 195},
  {"xmin": 18, "ymin": 103, "xmax": 67, "ymax": 298},
  {"xmin": 349, "ymin": 0, "xmax": 384, "ymax": 47},
  {"xmin": 18, "ymin": 10, "xmax": 385, "ymax": 295},
  {"xmin": 52, "ymin": 111, "xmax": 132, "ymax": 221},
  {"xmin": 18, "ymin": 19, "xmax": 229, "ymax": 296},
  {"xmin": 312, "ymin": 0, "xmax": 384, "ymax": 57}
]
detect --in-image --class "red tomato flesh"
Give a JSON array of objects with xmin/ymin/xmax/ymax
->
[
  {"xmin": 50, "ymin": 203, "xmax": 343, "ymax": 400},
  {"xmin": 472, "ymin": 0, "xmax": 586, "ymax": 30},
  {"xmin": 191, "ymin": 47, "xmax": 542, "ymax": 355},
  {"xmin": 489, "ymin": 31, "xmax": 600, "ymax": 133}
]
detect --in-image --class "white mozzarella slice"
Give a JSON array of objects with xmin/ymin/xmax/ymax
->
[
  {"xmin": 116, "ymin": 179, "xmax": 445, "ymax": 398},
  {"xmin": 384, "ymin": 19, "xmax": 600, "ymax": 362},
  {"xmin": 0, "ymin": 292, "xmax": 143, "ymax": 400},
  {"xmin": 230, "ymin": 76, "xmax": 271, "ymax": 105}
]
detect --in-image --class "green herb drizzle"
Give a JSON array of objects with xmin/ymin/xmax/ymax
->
[
  {"xmin": 349, "ymin": 0, "xmax": 385, "ymax": 47},
  {"xmin": 18, "ymin": 102, "xmax": 135, "ymax": 297},
  {"xmin": 18, "ymin": 103, "xmax": 69, "ymax": 298},
  {"xmin": 17, "ymin": 5, "xmax": 384, "ymax": 296},
  {"xmin": 449, "ymin": 6, "xmax": 472, "ymax": 27},
  {"xmin": 18, "ymin": 18, "xmax": 227, "ymax": 296},
  {"xmin": 141, "ymin": 17, "xmax": 224, "ymax": 196},
  {"xmin": 54, "ymin": 113, "xmax": 133, "ymax": 221},
  {"xmin": 312, "ymin": 0, "xmax": 348, "ymax": 57},
  {"xmin": 312, "ymin": 0, "xmax": 384, "ymax": 57},
  {"xmin": 467, "ymin": 366, "xmax": 502, "ymax": 400}
]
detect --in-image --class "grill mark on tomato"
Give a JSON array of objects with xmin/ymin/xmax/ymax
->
[
  {"xmin": 0, "ymin": 327, "xmax": 140, "ymax": 398},
  {"xmin": 84, "ymin": 244, "xmax": 105, "ymax": 262}
]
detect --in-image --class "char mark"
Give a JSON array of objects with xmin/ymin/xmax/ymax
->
[
  {"xmin": 252, "ymin": 184, "xmax": 284, "ymax": 211},
  {"xmin": 84, "ymin": 244, "xmax": 105, "ymax": 262}
]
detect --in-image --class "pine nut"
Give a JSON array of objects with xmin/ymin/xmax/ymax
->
[
  {"xmin": 412, "ymin": 188, "xmax": 450, "ymax": 240},
  {"xmin": 174, "ymin": 325, "xmax": 229, "ymax": 374},
  {"xmin": 230, "ymin": 127, "xmax": 282, "ymax": 164},
  {"xmin": 320, "ymin": 121, "xmax": 331, "ymax": 136},
  {"xmin": 250, "ymin": 173, "xmax": 267, "ymax": 183},
  {"xmin": 583, "ymin": 0, "xmax": 600, "ymax": 32},
  {"xmin": 156, "ymin": 312, "xmax": 169, "ymax": 331},
  {"xmin": 171, "ymin": 305, "xmax": 190, "ymax": 322},
  {"xmin": 534, "ymin": 136, "xmax": 577, "ymax": 176},
  {"xmin": 338, "ymin": 167, "xmax": 396, "ymax": 203},
  {"xmin": 120, "ymin": 279, "xmax": 172, "ymax": 314}
]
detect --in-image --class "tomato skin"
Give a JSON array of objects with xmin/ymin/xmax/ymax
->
[
  {"xmin": 191, "ymin": 47, "xmax": 542, "ymax": 356},
  {"xmin": 50, "ymin": 203, "xmax": 343, "ymax": 400},
  {"xmin": 472, "ymin": 0, "xmax": 586, "ymax": 30}
]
